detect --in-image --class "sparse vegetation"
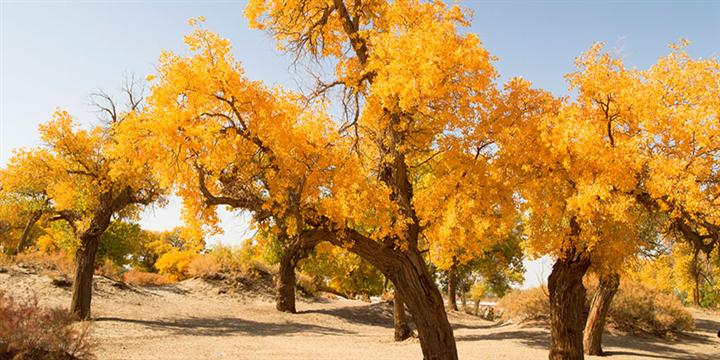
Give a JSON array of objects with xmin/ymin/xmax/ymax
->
[
  {"xmin": 498, "ymin": 281, "xmax": 695, "ymax": 337},
  {"xmin": 0, "ymin": 292, "xmax": 92, "ymax": 360}
]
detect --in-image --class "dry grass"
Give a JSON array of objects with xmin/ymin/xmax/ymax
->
[
  {"xmin": 96, "ymin": 259, "xmax": 121, "ymax": 280},
  {"xmin": 187, "ymin": 254, "xmax": 221, "ymax": 278},
  {"xmin": 14, "ymin": 251, "xmax": 75, "ymax": 276},
  {"xmin": 497, "ymin": 281, "xmax": 695, "ymax": 337},
  {"xmin": 609, "ymin": 280, "xmax": 694, "ymax": 336},
  {"xmin": 497, "ymin": 286, "xmax": 550, "ymax": 322},
  {"xmin": 122, "ymin": 269, "xmax": 172, "ymax": 286},
  {"xmin": 0, "ymin": 291, "xmax": 93, "ymax": 360}
]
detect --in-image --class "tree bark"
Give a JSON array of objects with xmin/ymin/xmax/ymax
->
[
  {"xmin": 276, "ymin": 250, "xmax": 298, "ymax": 313},
  {"xmin": 548, "ymin": 244, "xmax": 591, "ymax": 360},
  {"xmin": 70, "ymin": 234, "xmax": 101, "ymax": 319},
  {"xmin": 393, "ymin": 290, "xmax": 414, "ymax": 341},
  {"xmin": 583, "ymin": 272, "xmax": 620, "ymax": 356},
  {"xmin": 15, "ymin": 210, "xmax": 42, "ymax": 254},
  {"xmin": 275, "ymin": 228, "xmax": 323, "ymax": 313},
  {"xmin": 314, "ymin": 227, "xmax": 458, "ymax": 360},
  {"xmin": 390, "ymin": 249, "xmax": 457, "ymax": 360},
  {"xmin": 447, "ymin": 266, "xmax": 458, "ymax": 311}
]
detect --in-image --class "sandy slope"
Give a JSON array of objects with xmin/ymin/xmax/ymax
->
[{"xmin": 1, "ymin": 265, "xmax": 719, "ymax": 360}]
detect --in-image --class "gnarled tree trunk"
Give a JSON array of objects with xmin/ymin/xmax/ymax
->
[
  {"xmin": 548, "ymin": 243, "xmax": 591, "ymax": 360},
  {"xmin": 15, "ymin": 210, "xmax": 42, "ymax": 254},
  {"xmin": 70, "ymin": 234, "xmax": 101, "ymax": 319},
  {"xmin": 391, "ymin": 249, "xmax": 457, "ymax": 360},
  {"xmin": 275, "ymin": 228, "xmax": 323, "ymax": 313},
  {"xmin": 393, "ymin": 290, "xmax": 414, "ymax": 341},
  {"xmin": 316, "ymin": 227, "xmax": 457, "ymax": 360},
  {"xmin": 583, "ymin": 272, "xmax": 620, "ymax": 356},
  {"xmin": 276, "ymin": 250, "xmax": 298, "ymax": 313}
]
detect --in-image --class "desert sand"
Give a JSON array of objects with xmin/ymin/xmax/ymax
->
[{"xmin": 1, "ymin": 264, "xmax": 719, "ymax": 360}]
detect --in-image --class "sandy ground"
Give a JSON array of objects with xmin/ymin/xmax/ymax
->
[{"xmin": 1, "ymin": 265, "xmax": 719, "ymax": 360}]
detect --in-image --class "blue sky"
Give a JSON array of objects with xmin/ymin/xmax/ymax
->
[{"xmin": 1, "ymin": 0, "xmax": 718, "ymax": 287}]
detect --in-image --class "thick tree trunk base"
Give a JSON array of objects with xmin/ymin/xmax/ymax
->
[
  {"xmin": 70, "ymin": 236, "xmax": 100, "ymax": 320},
  {"xmin": 548, "ymin": 251, "xmax": 591, "ymax": 360},
  {"xmin": 393, "ymin": 251, "xmax": 458, "ymax": 360},
  {"xmin": 393, "ymin": 291, "xmax": 414, "ymax": 341},
  {"xmin": 276, "ymin": 255, "xmax": 297, "ymax": 313},
  {"xmin": 583, "ymin": 273, "xmax": 620, "ymax": 356}
]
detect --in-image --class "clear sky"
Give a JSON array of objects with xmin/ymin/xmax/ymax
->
[{"xmin": 1, "ymin": 0, "xmax": 718, "ymax": 288}]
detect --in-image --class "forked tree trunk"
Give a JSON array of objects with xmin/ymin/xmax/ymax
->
[
  {"xmin": 583, "ymin": 272, "xmax": 620, "ymax": 356},
  {"xmin": 393, "ymin": 290, "xmax": 414, "ymax": 341},
  {"xmin": 276, "ymin": 251, "xmax": 297, "ymax": 313},
  {"xmin": 447, "ymin": 267, "xmax": 458, "ymax": 311},
  {"xmin": 548, "ymin": 246, "xmax": 591, "ymax": 360},
  {"xmin": 70, "ymin": 234, "xmax": 101, "ymax": 319},
  {"xmin": 15, "ymin": 211, "xmax": 42, "ymax": 254}
]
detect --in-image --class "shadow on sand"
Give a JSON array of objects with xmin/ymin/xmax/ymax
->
[{"xmin": 96, "ymin": 316, "xmax": 355, "ymax": 337}]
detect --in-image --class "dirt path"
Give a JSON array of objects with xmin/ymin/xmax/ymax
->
[{"xmin": 2, "ymin": 268, "xmax": 719, "ymax": 359}]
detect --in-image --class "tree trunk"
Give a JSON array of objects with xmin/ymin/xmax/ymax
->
[
  {"xmin": 447, "ymin": 267, "xmax": 458, "ymax": 311},
  {"xmin": 393, "ymin": 249, "xmax": 457, "ymax": 360},
  {"xmin": 393, "ymin": 290, "xmax": 414, "ymax": 341},
  {"xmin": 318, "ymin": 228, "xmax": 458, "ymax": 360},
  {"xmin": 275, "ymin": 228, "xmax": 323, "ymax": 313},
  {"xmin": 459, "ymin": 279, "xmax": 467, "ymax": 312},
  {"xmin": 548, "ymin": 245, "xmax": 591, "ymax": 360},
  {"xmin": 692, "ymin": 249, "xmax": 702, "ymax": 306},
  {"xmin": 15, "ymin": 211, "xmax": 42, "ymax": 254},
  {"xmin": 70, "ymin": 234, "xmax": 101, "ymax": 319},
  {"xmin": 276, "ymin": 250, "xmax": 297, "ymax": 313},
  {"xmin": 474, "ymin": 299, "xmax": 480, "ymax": 316},
  {"xmin": 583, "ymin": 272, "xmax": 620, "ymax": 356}
]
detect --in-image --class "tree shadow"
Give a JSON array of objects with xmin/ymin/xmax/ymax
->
[
  {"xmin": 451, "ymin": 321, "xmax": 504, "ymax": 331},
  {"xmin": 95, "ymin": 316, "xmax": 355, "ymax": 337},
  {"xmin": 298, "ymin": 302, "xmax": 395, "ymax": 329},
  {"xmin": 693, "ymin": 317, "xmax": 720, "ymax": 337},
  {"xmin": 455, "ymin": 329, "xmax": 550, "ymax": 349},
  {"xmin": 601, "ymin": 332, "xmax": 714, "ymax": 359}
]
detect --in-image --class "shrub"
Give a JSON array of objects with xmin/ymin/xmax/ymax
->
[
  {"xmin": 154, "ymin": 250, "xmax": 195, "ymax": 281},
  {"xmin": 122, "ymin": 269, "xmax": 171, "ymax": 286},
  {"xmin": 296, "ymin": 271, "xmax": 318, "ymax": 296},
  {"xmin": 206, "ymin": 244, "xmax": 253, "ymax": 273},
  {"xmin": 96, "ymin": 258, "xmax": 121, "ymax": 280},
  {"xmin": 14, "ymin": 251, "xmax": 74, "ymax": 276},
  {"xmin": 498, "ymin": 281, "xmax": 695, "ymax": 337},
  {"xmin": 0, "ymin": 291, "xmax": 92, "ymax": 359},
  {"xmin": 187, "ymin": 254, "xmax": 220, "ymax": 278},
  {"xmin": 608, "ymin": 280, "xmax": 694, "ymax": 336},
  {"xmin": 497, "ymin": 286, "xmax": 550, "ymax": 322},
  {"xmin": 470, "ymin": 282, "xmax": 487, "ymax": 302}
]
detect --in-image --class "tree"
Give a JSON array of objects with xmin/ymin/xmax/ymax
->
[
  {"xmin": 491, "ymin": 47, "xmax": 652, "ymax": 357},
  {"xmin": 1, "ymin": 89, "xmax": 164, "ymax": 319},
  {"xmin": 245, "ymin": 2, "xmax": 504, "ymax": 357},
  {"xmin": 131, "ymin": 0, "xmax": 503, "ymax": 355},
  {"xmin": 573, "ymin": 42, "xmax": 720, "ymax": 356}
]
